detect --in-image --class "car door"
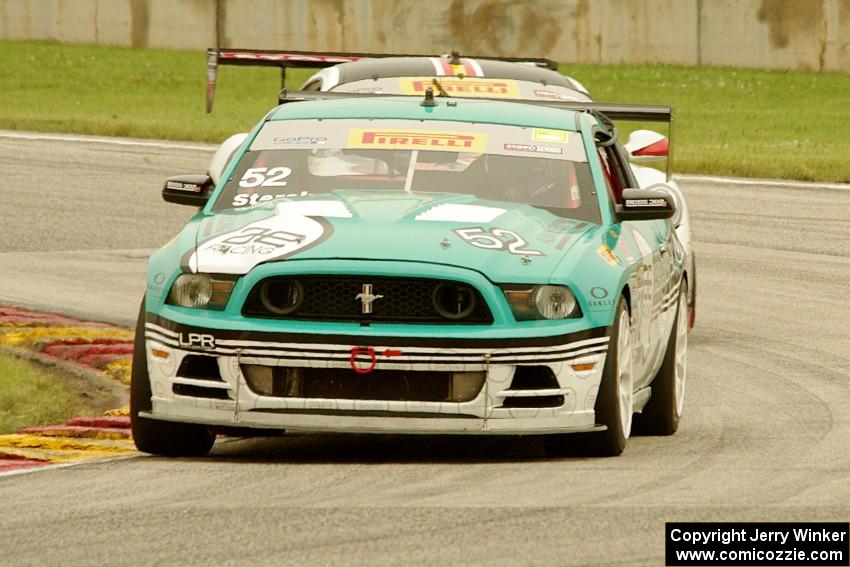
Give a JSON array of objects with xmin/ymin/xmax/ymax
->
[
  {"xmin": 611, "ymin": 141, "xmax": 680, "ymax": 380},
  {"xmin": 596, "ymin": 140, "xmax": 662, "ymax": 384}
]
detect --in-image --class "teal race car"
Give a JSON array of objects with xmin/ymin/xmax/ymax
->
[{"xmin": 132, "ymin": 91, "xmax": 688, "ymax": 458}]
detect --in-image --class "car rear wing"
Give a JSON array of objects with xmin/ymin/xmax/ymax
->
[
  {"xmin": 274, "ymin": 89, "xmax": 675, "ymax": 179},
  {"xmin": 205, "ymin": 47, "xmax": 558, "ymax": 113}
]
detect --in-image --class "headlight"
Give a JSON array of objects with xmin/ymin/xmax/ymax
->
[
  {"xmin": 533, "ymin": 285, "xmax": 577, "ymax": 319},
  {"xmin": 502, "ymin": 285, "xmax": 580, "ymax": 320},
  {"xmin": 167, "ymin": 273, "xmax": 235, "ymax": 309}
]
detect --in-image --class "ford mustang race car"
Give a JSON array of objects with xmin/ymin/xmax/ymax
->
[
  {"xmin": 132, "ymin": 91, "xmax": 688, "ymax": 458},
  {"xmin": 204, "ymin": 48, "xmax": 696, "ymax": 328}
]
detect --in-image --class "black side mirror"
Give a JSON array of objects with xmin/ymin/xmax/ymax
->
[
  {"xmin": 162, "ymin": 175, "xmax": 214, "ymax": 207},
  {"xmin": 615, "ymin": 186, "xmax": 676, "ymax": 221}
]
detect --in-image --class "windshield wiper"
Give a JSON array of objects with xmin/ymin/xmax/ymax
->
[{"xmin": 431, "ymin": 78, "xmax": 451, "ymax": 97}]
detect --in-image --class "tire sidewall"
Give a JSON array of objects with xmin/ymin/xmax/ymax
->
[{"xmin": 593, "ymin": 297, "xmax": 631, "ymax": 454}]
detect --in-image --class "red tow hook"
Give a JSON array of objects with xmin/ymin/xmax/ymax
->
[{"xmin": 349, "ymin": 347, "xmax": 403, "ymax": 374}]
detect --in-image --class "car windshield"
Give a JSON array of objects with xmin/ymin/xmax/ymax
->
[{"xmin": 213, "ymin": 118, "xmax": 600, "ymax": 223}]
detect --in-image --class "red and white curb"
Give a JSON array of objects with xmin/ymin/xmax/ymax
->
[
  {"xmin": 0, "ymin": 304, "xmax": 140, "ymax": 474},
  {"xmin": 0, "ymin": 415, "xmax": 139, "ymax": 475},
  {"xmin": 0, "ymin": 305, "xmax": 133, "ymax": 384}
]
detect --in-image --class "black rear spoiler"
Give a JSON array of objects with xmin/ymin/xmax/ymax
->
[
  {"xmin": 205, "ymin": 47, "xmax": 558, "ymax": 113},
  {"xmin": 274, "ymin": 89, "xmax": 675, "ymax": 180}
]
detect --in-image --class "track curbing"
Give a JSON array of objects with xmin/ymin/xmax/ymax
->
[{"xmin": 0, "ymin": 304, "xmax": 140, "ymax": 472}]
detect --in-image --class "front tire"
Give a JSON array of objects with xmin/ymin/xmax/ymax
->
[
  {"xmin": 130, "ymin": 297, "xmax": 215, "ymax": 457},
  {"xmin": 633, "ymin": 281, "xmax": 688, "ymax": 436},
  {"xmin": 545, "ymin": 297, "xmax": 633, "ymax": 457}
]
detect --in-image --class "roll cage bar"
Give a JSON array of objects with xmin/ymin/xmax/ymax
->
[{"xmin": 205, "ymin": 47, "xmax": 558, "ymax": 113}]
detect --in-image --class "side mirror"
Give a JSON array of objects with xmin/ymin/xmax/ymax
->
[
  {"xmin": 616, "ymin": 187, "xmax": 675, "ymax": 221},
  {"xmin": 624, "ymin": 129, "xmax": 668, "ymax": 162},
  {"xmin": 162, "ymin": 175, "xmax": 213, "ymax": 207}
]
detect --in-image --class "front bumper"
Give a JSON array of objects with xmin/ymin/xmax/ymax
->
[{"xmin": 142, "ymin": 314, "xmax": 610, "ymax": 435}]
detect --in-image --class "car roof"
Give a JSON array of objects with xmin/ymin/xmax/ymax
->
[
  {"xmin": 330, "ymin": 57, "xmax": 578, "ymax": 88},
  {"xmin": 267, "ymin": 96, "xmax": 583, "ymax": 131}
]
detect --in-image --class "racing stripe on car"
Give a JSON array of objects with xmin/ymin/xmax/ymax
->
[
  {"xmin": 145, "ymin": 323, "xmax": 606, "ymax": 354},
  {"xmin": 430, "ymin": 57, "xmax": 449, "ymax": 76},
  {"xmin": 145, "ymin": 322, "xmax": 608, "ymax": 366},
  {"xmin": 145, "ymin": 338, "xmax": 608, "ymax": 364},
  {"xmin": 463, "ymin": 58, "xmax": 483, "ymax": 77},
  {"xmin": 145, "ymin": 313, "xmax": 608, "ymax": 349},
  {"xmin": 148, "ymin": 346, "xmax": 606, "ymax": 370}
]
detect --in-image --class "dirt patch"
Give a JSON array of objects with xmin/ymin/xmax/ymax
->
[
  {"xmin": 757, "ymin": 0, "xmax": 823, "ymax": 49},
  {"xmin": 448, "ymin": 0, "xmax": 563, "ymax": 56}
]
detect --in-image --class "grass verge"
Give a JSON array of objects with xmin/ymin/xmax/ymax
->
[
  {"xmin": 0, "ymin": 353, "xmax": 101, "ymax": 434},
  {"xmin": 2, "ymin": 40, "xmax": 850, "ymax": 181}
]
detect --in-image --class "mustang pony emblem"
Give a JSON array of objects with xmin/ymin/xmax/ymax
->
[{"xmin": 355, "ymin": 283, "xmax": 384, "ymax": 314}]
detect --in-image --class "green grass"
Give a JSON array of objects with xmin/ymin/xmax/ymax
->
[
  {"xmin": 0, "ymin": 353, "xmax": 99, "ymax": 434},
  {"xmin": 2, "ymin": 40, "xmax": 850, "ymax": 181}
]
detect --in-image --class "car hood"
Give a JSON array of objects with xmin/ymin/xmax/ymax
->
[{"xmin": 186, "ymin": 191, "xmax": 598, "ymax": 283}]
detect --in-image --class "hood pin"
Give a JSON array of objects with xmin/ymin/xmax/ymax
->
[
  {"xmin": 521, "ymin": 255, "xmax": 532, "ymax": 265},
  {"xmin": 440, "ymin": 238, "xmax": 451, "ymax": 249}
]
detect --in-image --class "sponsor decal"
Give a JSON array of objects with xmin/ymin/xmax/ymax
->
[
  {"xmin": 190, "ymin": 215, "xmax": 331, "ymax": 274},
  {"xmin": 205, "ymin": 243, "xmax": 278, "ymax": 256},
  {"xmin": 232, "ymin": 191, "xmax": 309, "ymax": 207},
  {"xmin": 588, "ymin": 297, "xmax": 615, "ymax": 310},
  {"xmin": 503, "ymin": 143, "xmax": 562, "ymax": 155},
  {"xmin": 399, "ymin": 77, "xmax": 520, "ymax": 98},
  {"xmin": 273, "ymin": 136, "xmax": 327, "ymax": 145},
  {"xmin": 625, "ymin": 198, "xmax": 667, "ymax": 207},
  {"xmin": 147, "ymin": 272, "xmax": 168, "ymax": 296},
  {"xmin": 571, "ymin": 185, "xmax": 581, "ymax": 202},
  {"xmin": 533, "ymin": 89, "xmax": 574, "ymax": 101},
  {"xmin": 178, "ymin": 332, "xmax": 216, "ymax": 350},
  {"xmin": 532, "ymin": 128, "xmax": 570, "ymax": 144},
  {"xmin": 590, "ymin": 287, "xmax": 608, "ymax": 299},
  {"xmin": 348, "ymin": 129, "xmax": 487, "ymax": 152},
  {"xmin": 165, "ymin": 181, "xmax": 201, "ymax": 193},
  {"xmin": 588, "ymin": 287, "xmax": 615, "ymax": 310},
  {"xmin": 597, "ymin": 245, "xmax": 620, "ymax": 267},
  {"xmin": 205, "ymin": 227, "xmax": 306, "ymax": 256}
]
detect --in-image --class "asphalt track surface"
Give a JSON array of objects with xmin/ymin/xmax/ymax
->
[{"xmin": 1, "ymin": 133, "xmax": 849, "ymax": 565}]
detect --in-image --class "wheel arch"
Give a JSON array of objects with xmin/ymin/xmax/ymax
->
[{"xmin": 620, "ymin": 283, "xmax": 632, "ymax": 315}]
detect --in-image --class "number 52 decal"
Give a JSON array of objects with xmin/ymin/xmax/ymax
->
[
  {"xmin": 239, "ymin": 166, "xmax": 292, "ymax": 188},
  {"xmin": 454, "ymin": 227, "xmax": 544, "ymax": 256}
]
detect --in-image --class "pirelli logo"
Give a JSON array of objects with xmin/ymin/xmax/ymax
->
[
  {"xmin": 399, "ymin": 77, "xmax": 521, "ymax": 98},
  {"xmin": 347, "ymin": 129, "xmax": 488, "ymax": 152}
]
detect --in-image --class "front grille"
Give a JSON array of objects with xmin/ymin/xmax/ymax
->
[
  {"xmin": 242, "ymin": 275, "xmax": 492, "ymax": 324},
  {"xmin": 242, "ymin": 365, "xmax": 486, "ymax": 403}
]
